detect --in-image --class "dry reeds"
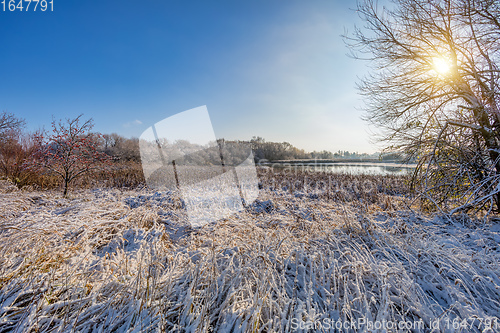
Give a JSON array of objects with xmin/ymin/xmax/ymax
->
[{"xmin": 0, "ymin": 171, "xmax": 498, "ymax": 332}]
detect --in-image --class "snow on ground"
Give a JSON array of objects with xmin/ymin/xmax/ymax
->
[{"xmin": 0, "ymin": 179, "xmax": 499, "ymax": 332}]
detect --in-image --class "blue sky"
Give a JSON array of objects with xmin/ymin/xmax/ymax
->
[{"xmin": 0, "ymin": 0, "xmax": 376, "ymax": 153}]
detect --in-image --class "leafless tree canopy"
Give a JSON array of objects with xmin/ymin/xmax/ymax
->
[
  {"xmin": 0, "ymin": 112, "xmax": 25, "ymax": 138},
  {"xmin": 345, "ymin": 0, "xmax": 500, "ymax": 213}
]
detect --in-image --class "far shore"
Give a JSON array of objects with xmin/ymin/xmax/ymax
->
[{"xmin": 257, "ymin": 158, "xmax": 415, "ymax": 165}]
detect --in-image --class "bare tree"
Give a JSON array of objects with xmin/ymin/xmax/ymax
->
[
  {"xmin": 345, "ymin": 0, "xmax": 500, "ymax": 213},
  {"xmin": 101, "ymin": 133, "xmax": 140, "ymax": 162},
  {"xmin": 0, "ymin": 112, "xmax": 27, "ymax": 184},
  {"xmin": 0, "ymin": 131, "xmax": 40, "ymax": 187},
  {"xmin": 0, "ymin": 112, "xmax": 25, "ymax": 137}
]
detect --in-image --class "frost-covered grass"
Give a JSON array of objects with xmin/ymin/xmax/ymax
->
[{"xmin": 0, "ymin": 175, "xmax": 499, "ymax": 332}]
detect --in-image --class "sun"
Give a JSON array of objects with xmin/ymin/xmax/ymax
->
[{"xmin": 432, "ymin": 57, "xmax": 452, "ymax": 75}]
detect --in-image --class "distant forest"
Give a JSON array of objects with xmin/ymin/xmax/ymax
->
[
  {"xmin": 248, "ymin": 136, "xmax": 386, "ymax": 161},
  {"xmin": 100, "ymin": 134, "xmax": 393, "ymax": 163}
]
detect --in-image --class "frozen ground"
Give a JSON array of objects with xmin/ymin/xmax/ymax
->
[{"xmin": 0, "ymin": 179, "xmax": 499, "ymax": 332}]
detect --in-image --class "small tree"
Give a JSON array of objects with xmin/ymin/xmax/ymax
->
[
  {"xmin": 0, "ymin": 131, "xmax": 41, "ymax": 188},
  {"xmin": 0, "ymin": 112, "xmax": 25, "ymax": 138},
  {"xmin": 32, "ymin": 115, "xmax": 110, "ymax": 196},
  {"xmin": 0, "ymin": 112, "xmax": 29, "ymax": 186}
]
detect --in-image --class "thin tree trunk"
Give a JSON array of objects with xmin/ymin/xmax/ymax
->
[
  {"xmin": 474, "ymin": 107, "xmax": 500, "ymax": 211},
  {"xmin": 63, "ymin": 178, "xmax": 69, "ymax": 197}
]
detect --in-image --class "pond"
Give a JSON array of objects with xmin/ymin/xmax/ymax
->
[{"xmin": 261, "ymin": 161, "xmax": 416, "ymax": 176}]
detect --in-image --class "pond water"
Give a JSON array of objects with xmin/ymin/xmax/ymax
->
[{"xmin": 263, "ymin": 162, "xmax": 416, "ymax": 176}]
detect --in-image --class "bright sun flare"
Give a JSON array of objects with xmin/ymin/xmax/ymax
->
[{"xmin": 433, "ymin": 57, "xmax": 451, "ymax": 75}]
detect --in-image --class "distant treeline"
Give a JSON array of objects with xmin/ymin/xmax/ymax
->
[
  {"xmin": 93, "ymin": 134, "xmax": 395, "ymax": 164},
  {"xmin": 249, "ymin": 136, "xmax": 387, "ymax": 162},
  {"xmin": 0, "ymin": 111, "xmax": 403, "ymax": 191}
]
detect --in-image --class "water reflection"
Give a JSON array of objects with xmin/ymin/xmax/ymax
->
[{"xmin": 265, "ymin": 162, "xmax": 415, "ymax": 176}]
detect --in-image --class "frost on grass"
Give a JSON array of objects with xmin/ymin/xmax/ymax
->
[{"xmin": 0, "ymin": 178, "xmax": 499, "ymax": 332}]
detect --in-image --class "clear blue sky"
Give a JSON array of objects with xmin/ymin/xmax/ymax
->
[{"xmin": 0, "ymin": 0, "xmax": 376, "ymax": 153}]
